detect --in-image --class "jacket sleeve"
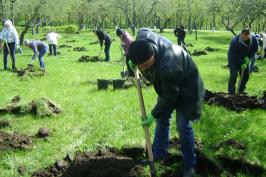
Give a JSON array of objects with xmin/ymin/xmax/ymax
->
[
  {"xmin": 248, "ymin": 37, "xmax": 258, "ymax": 58},
  {"xmin": 228, "ymin": 39, "xmax": 240, "ymax": 63},
  {"xmin": 151, "ymin": 70, "xmax": 182, "ymax": 118},
  {"xmin": 12, "ymin": 27, "xmax": 19, "ymax": 45}
]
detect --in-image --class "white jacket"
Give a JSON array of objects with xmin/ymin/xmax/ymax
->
[
  {"xmin": 262, "ymin": 33, "xmax": 266, "ymax": 49},
  {"xmin": 46, "ymin": 32, "xmax": 61, "ymax": 45},
  {"xmin": 0, "ymin": 26, "xmax": 19, "ymax": 45}
]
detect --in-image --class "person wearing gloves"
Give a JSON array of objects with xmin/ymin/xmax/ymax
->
[
  {"xmin": 24, "ymin": 39, "xmax": 48, "ymax": 72},
  {"xmin": 228, "ymin": 29, "xmax": 258, "ymax": 95},
  {"xmin": 46, "ymin": 32, "xmax": 61, "ymax": 56},
  {"xmin": 93, "ymin": 29, "xmax": 112, "ymax": 62},
  {"xmin": 128, "ymin": 28, "xmax": 205, "ymax": 177},
  {"xmin": 0, "ymin": 20, "xmax": 20, "ymax": 71},
  {"xmin": 116, "ymin": 27, "xmax": 134, "ymax": 76}
]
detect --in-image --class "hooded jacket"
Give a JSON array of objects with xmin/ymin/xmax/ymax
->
[{"xmin": 136, "ymin": 28, "xmax": 205, "ymax": 120}]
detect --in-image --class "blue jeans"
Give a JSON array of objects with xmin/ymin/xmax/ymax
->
[
  {"xmin": 152, "ymin": 108, "xmax": 196, "ymax": 168},
  {"xmin": 3, "ymin": 42, "xmax": 16, "ymax": 69},
  {"xmin": 38, "ymin": 47, "xmax": 48, "ymax": 69}
]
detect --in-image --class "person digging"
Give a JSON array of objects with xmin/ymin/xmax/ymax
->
[
  {"xmin": 228, "ymin": 28, "xmax": 258, "ymax": 95},
  {"xmin": 24, "ymin": 39, "xmax": 49, "ymax": 73},
  {"xmin": 128, "ymin": 28, "xmax": 205, "ymax": 177},
  {"xmin": 93, "ymin": 29, "xmax": 112, "ymax": 62},
  {"xmin": 116, "ymin": 27, "xmax": 134, "ymax": 77}
]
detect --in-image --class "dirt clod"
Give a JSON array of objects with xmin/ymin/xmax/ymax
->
[
  {"xmin": 205, "ymin": 47, "xmax": 219, "ymax": 52},
  {"xmin": 18, "ymin": 166, "xmax": 26, "ymax": 175},
  {"xmin": 0, "ymin": 131, "xmax": 32, "ymax": 151},
  {"xmin": 191, "ymin": 50, "xmax": 208, "ymax": 56},
  {"xmin": 36, "ymin": 127, "xmax": 50, "ymax": 138},
  {"xmin": 59, "ymin": 45, "xmax": 72, "ymax": 48}
]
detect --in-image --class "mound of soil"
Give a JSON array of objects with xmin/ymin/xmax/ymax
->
[
  {"xmin": 191, "ymin": 50, "xmax": 208, "ymax": 56},
  {"xmin": 0, "ymin": 96, "xmax": 62, "ymax": 117},
  {"xmin": 0, "ymin": 120, "xmax": 10, "ymax": 128},
  {"xmin": 0, "ymin": 131, "xmax": 32, "ymax": 151},
  {"xmin": 73, "ymin": 47, "xmax": 87, "ymax": 51},
  {"xmin": 218, "ymin": 156, "xmax": 266, "ymax": 176},
  {"xmin": 66, "ymin": 40, "xmax": 76, "ymax": 42},
  {"xmin": 215, "ymin": 138, "xmax": 246, "ymax": 150},
  {"xmin": 59, "ymin": 45, "xmax": 72, "ymax": 48},
  {"xmin": 32, "ymin": 147, "xmax": 145, "ymax": 177},
  {"xmin": 205, "ymin": 47, "xmax": 219, "ymax": 52},
  {"xmin": 204, "ymin": 90, "xmax": 266, "ymax": 112},
  {"xmin": 17, "ymin": 64, "xmax": 45, "ymax": 78},
  {"xmin": 89, "ymin": 41, "xmax": 99, "ymax": 45},
  {"xmin": 78, "ymin": 55, "xmax": 103, "ymax": 62}
]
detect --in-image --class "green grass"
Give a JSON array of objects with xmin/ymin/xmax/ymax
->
[{"xmin": 0, "ymin": 29, "xmax": 265, "ymax": 177}]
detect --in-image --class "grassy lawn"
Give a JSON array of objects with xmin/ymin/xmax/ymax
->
[{"xmin": 0, "ymin": 29, "xmax": 265, "ymax": 177}]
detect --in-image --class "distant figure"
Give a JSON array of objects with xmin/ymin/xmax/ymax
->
[
  {"xmin": 46, "ymin": 32, "xmax": 61, "ymax": 56},
  {"xmin": 93, "ymin": 29, "xmax": 112, "ymax": 62},
  {"xmin": 24, "ymin": 39, "xmax": 49, "ymax": 72},
  {"xmin": 174, "ymin": 25, "xmax": 186, "ymax": 46},
  {"xmin": 228, "ymin": 29, "xmax": 258, "ymax": 95},
  {"xmin": 0, "ymin": 20, "xmax": 20, "ymax": 71},
  {"xmin": 116, "ymin": 27, "xmax": 134, "ymax": 76}
]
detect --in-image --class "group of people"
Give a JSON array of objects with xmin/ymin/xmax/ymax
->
[
  {"xmin": 1, "ymin": 19, "xmax": 265, "ymax": 177},
  {"xmin": 0, "ymin": 20, "xmax": 61, "ymax": 72}
]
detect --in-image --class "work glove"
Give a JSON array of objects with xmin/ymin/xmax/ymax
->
[
  {"xmin": 241, "ymin": 57, "xmax": 249, "ymax": 70},
  {"xmin": 141, "ymin": 113, "xmax": 155, "ymax": 128},
  {"xmin": 16, "ymin": 45, "xmax": 23, "ymax": 53},
  {"xmin": 128, "ymin": 59, "xmax": 135, "ymax": 72}
]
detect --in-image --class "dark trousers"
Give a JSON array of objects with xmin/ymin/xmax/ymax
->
[
  {"xmin": 228, "ymin": 62, "xmax": 250, "ymax": 94},
  {"xmin": 264, "ymin": 48, "xmax": 266, "ymax": 58},
  {"xmin": 178, "ymin": 38, "xmax": 186, "ymax": 46},
  {"xmin": 49, "ymin": 44, "xmax": 57, "ymax": 56},
  {"xmin": 126, "ymin": 55, "xmax": 134, "ymax": 77},
  {"xmin": 3, "ymin": 42, "xmax": 16, "ymax": 70},
  {"xmin": 104, "ymin": 42, "xmax": 111, "ymax": 62}
]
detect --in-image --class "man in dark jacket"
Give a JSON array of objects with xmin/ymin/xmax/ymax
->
[
  {"xmin": 228, "ymin": 29, "xmax": 258, "ymax": 95},
  {"xmin": 174, "ymin": 25, "xmax": 186, "ymax": 46},
  {"xmin": 93, "ymin": 29, "xmax": 112, "ymax": 62},
  {"xmin": 128, "ymin": 28, "xmax": 205, "ymax": 177}
]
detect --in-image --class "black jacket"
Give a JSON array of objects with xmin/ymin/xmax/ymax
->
[
  {"xmin": 96, "ymin": 30, "xmax": 112, "ymax": 47},
  {"xmin": 228, "ymin": 34, "xmax": 258, "ymax": 66},
  {"xmin": 136, "ymin": 29, "xmax": 205, "ymax": 120},
  {"xmin": 174, "ymin": 27, "xmax": 186, "ymax": 41}
]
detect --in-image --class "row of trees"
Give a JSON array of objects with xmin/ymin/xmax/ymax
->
[{"xmin": 0, "ymin": 0, "xmax": 265, "ymax": 37}]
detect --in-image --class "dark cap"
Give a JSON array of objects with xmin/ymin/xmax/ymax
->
[
  {"xmin": 128, "ymin": 40, "xmax": 155, "ymax": 65},
  {"xmin": 241, "ymin": 28, "xmax": 250, "ymax": 35},
  {"xmin": 116, "ymin": 28, "xmax": 124, "ymax": 36}
]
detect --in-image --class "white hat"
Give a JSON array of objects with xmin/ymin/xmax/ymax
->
[
  {"xmin": 4, "ymin": 20, "xmax": 12, "ymax": 28},
  {"xmin": 24, "ymin": 39, "xmax": 30, "ymax": 46}
]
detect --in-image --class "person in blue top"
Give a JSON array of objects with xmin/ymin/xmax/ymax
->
[
  {"xmin": 228, "ymin": 29, "xmax": 258, "ymax": 95},
  {"xmin": 24, "ymin": 39, "xmax": 48, "ymax": 73}
]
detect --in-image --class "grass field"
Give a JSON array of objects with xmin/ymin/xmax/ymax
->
[{"xmin": 0, "ymin": 29, "xmax": 265, "ymax": 177}]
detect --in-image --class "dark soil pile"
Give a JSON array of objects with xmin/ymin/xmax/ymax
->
[
  {"xmin": 58, "ymin": 45, "xmax": 72, "ymax": 48},
  {"xmin": 0, "ymin": 96, "xmax": 62, "ymax": 117},
  {"xmin": 0, "ymin": 131, "xmax": 32, "ymax": 151},
  {"xmin": 78, "ymin": 55, "xmax": 103, "ymax": 62},
  {"xmin": 205, "ymin": 90, "xmax": 266, "ymax": 112},
  {"xmin": 17, "ymin": 64, "xmax": 45, "ymax": 78},
  {"xmin": 205, "ymin": 47, "xmax": 219, "ymax": 52},
  {"xmin": 32, "ymin": 147, "xmax": 145, "ymax": 177},
  {"xmin": 66, "ymin": 40, "xmax": 76, "ymax": 42},
  {"xmin": 191, "ymin": 50, "xmax": 208, "ymax": 56},
  {"xmin": 36, "ymin": 127, "xmax": 50, "ymax": 138},
  {"xmin": 89, "ymin": 41, "xmax": 99, "ymax": 45},
  {"xmin": 73, "ymin": 47, "xmax": 88, "ymax": 51}
]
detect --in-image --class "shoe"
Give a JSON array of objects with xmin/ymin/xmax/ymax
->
[
  {"xmin": 182, "ymin": 165, "xmax": 195, "ymax": 177},
  {"xmin": 12, "ymin": 67, "xmax": 17, "ymax": 72}
]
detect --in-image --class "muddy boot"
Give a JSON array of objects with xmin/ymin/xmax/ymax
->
[
  {"xmin": 182, "ymin": 166, "xmax": 195, "ymax": 177},
  {"xmin": 41, "ymin": 68, "xmax": 46, "ymax": 73}
]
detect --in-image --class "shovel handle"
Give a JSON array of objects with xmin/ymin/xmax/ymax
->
[{"xmin": 135, "ymin": 68, "xmax": 157, "ymax": 177}]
